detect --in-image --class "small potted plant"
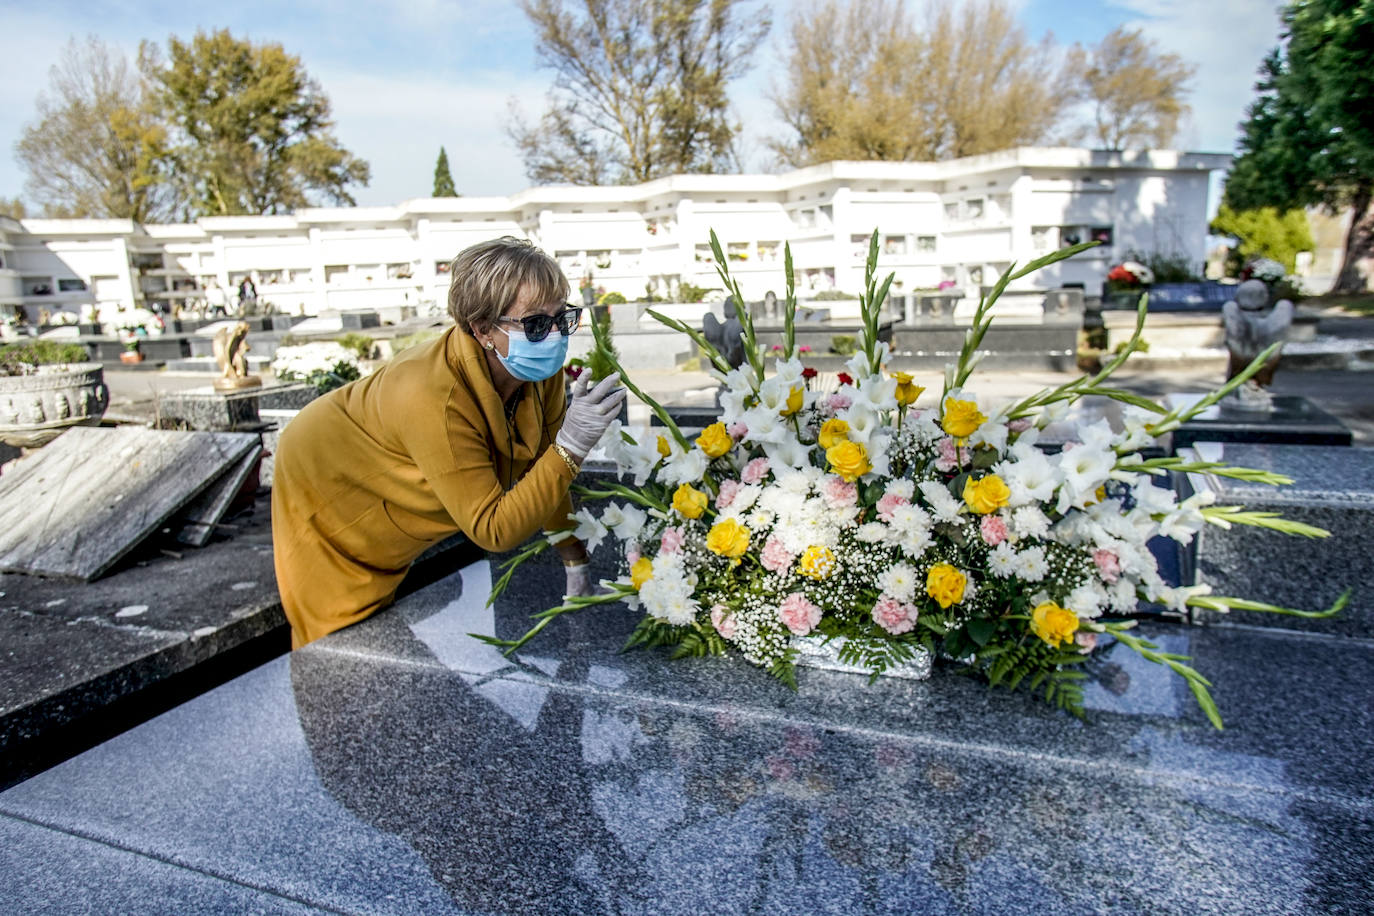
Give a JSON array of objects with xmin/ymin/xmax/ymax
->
[
  {"xmin": 0, "ymin": 340, "xmax": 108, "ymax": 447},
  {"xmin": 120, "ymin": 334, "xmax": 144, "ymax": 364}
]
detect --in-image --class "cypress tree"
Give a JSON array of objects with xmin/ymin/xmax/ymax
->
[{"xmin": 432, "ymin": 146, "xmax": 458, "ymax": 197}]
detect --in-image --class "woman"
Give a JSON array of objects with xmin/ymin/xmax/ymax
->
[{"xmin": 271, "ymin": 237, "xmax": 626, "ymax": 648}]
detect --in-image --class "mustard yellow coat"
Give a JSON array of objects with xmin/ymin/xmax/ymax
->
[{"xmin": 271, "ymin": 327, "xmax": 575, "ymax": 648}]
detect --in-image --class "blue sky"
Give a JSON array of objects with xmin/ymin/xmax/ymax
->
[{"xmin": 0, "ymin": 0, "xmax": 1284, "ymax": 210}]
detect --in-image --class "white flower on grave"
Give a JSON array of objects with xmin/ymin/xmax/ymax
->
[
  {"xmin": 918, "ymin": 480, "xmax": 962, "ymax": 523},
  {"xmin": 772, "ymin": 356, "xmax": 805, "ymax": 385},
  {"xmin": 878, "ymin": 562, "xmax": 918, "ymax": 602},
  {"xmin": 601, "ymin": 503, "xmax": 647, "ymax": 544},
  {"xmin": 838, "ymin": 401, "xmax": 883, "ymax": 448},
  {"xmin": 571, "ymin": 508, "xmax": 609, "ymax": 553},
  {"xmin": 741, "ymin": 405, "xmax": 789, "ymax": 445},
  {"xmin": 1158, "ymin": 491, "xmax": 1216, "ymax": 544},
  {"xmin": 762, "ymin": 435, "xmax": 811, "ymax": 469},
  {"xmin": 1012, "ymin": 546, "xmax": 1048, "ymax": 583},
  {"xmin": 1056, "ymin": 443, "xmax": 1116, "ymax": 513},
  {"xmin": 661, "ymin": 444, "xmax": 708, "ymax": 486},
  {"xmin": 610, "ymin": 428, "xmax": 665, "ymax": 487},
  {"xmin": 997, "ymin": 448, "xmax": 1060, "ymax": 508}
]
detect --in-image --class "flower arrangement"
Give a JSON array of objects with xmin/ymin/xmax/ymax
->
[
  {"xmin": 1243, "ymin": 258, "xmax": 1286, "ymax": 285},
  {"xmin": 483, "ymin": 231, "xmax": 1345, "ymax": 728},
  {"xmin": 270, "ymin": 342, "xmax": 363, "ymax": 394},
  {"xmin": 1106, "ymin": 261, "xmax": 1154, "ymax": 287}
]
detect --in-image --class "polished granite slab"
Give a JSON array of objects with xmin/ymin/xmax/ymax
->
[{"xmin": 1, "ymin": 548, "xmax": 1371, "ymax": 914}]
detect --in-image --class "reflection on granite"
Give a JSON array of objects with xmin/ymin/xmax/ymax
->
[
  {"xmin": 1, "ymin": 551, "xmax": 1371, "ymax": 913},
  {"xmin": 1168, "ymin": 393, "xmax": 1352, "ymax": 449}
]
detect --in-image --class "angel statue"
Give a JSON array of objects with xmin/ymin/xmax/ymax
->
[
  {"xmin": 212, "ymin": 320, "xmax": 262, "ymax": 391},
  {"xmin": 1222, "ymin": 278, "xmax": 1293, "ymax": 412}
]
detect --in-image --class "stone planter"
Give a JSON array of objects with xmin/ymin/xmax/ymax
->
[
  {"xmin": 791, "ymin": 634, "xmax": 932, "ymax": 681},
  {"xmin": 0, "ymin": 362, "xmax": 110, "ymax": 448}
]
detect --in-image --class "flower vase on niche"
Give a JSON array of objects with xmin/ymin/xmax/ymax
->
[{"xmin": 119, "ymin": 339, "xmax": 143, "ymax": 364}]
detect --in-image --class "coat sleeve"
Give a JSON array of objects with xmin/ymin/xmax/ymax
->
[{"xmin": 408, "ymin": 376, "xmax": 576, "ymax": 554}]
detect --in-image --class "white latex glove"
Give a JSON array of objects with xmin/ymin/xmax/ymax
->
[
  {"xmin": 564, "ymin": 563, "xmax": 593, "ymax": 598},
  {"xmin": 556, "ymin": 371, "xmax": 627, "ymax": 460}
]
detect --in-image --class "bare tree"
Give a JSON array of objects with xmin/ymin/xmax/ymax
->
[
  {"xmin": 771, "ymin": 0, "xmax": 1074, "ymax": 167},
  {"xmin": 510, "ymin": 0, "xmax": 771, "ymax": 184},
  {"xmin": 14, "ymin": 37, "xmax": 174, "ymax": 221},
  {"xmin": 1069, "ymin": 26, "xmax": 1196, "ymax": 150}
]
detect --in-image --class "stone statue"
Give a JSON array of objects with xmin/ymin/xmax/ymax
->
[
  {"xmin": 763, "ymin": 290, "xmax": 778, "ymax": 320},
  {"xmin": 1222, "ymin": 278, "xmax": 1293, "ymax": 411},
  {"xmin": 702, "ymin": 302, "xmax": 745, "ymax": 370},
  {"xmin": 212, "ymin": 320, "xmax": 261, "ymax": 392}
]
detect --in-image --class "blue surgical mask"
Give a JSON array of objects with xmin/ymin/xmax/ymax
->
[{"xmin": 494, "ymin": 325, "xmax": 569, "ymax": 382}]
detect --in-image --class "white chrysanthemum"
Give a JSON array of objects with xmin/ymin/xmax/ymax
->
[
  {"xmin": 856, "ymin": 522, "xmax": 888, "ymax": 543},
  {"xmin": 775, "ymin": 468, "xmax": 813, "ymax": 495},
  {"xmin": 888, "ymin": 503, "xmax": 932, "ymax": 537},
  {"xmin": 1065, "ymin": 581, "xmax": 1107, "ymax": 619},
  {"xmin": 1108, "ymin": 577, "xmax": 1138, "ymax": 613},
  {"xmin": 878, "ymin": 562, "xmax": 918, "ymax": 602},
  {"xmin": 896, "ymin": 525, "xmax": 932, "ymax": 560},
  {"xmin": 1013, "ymin": 545, "xmax": 1048, "ymax": 582},
  {"xmin": 885, "ymin": 478, "xmax": 915, "ymax": 500},
  {"xmin": 918, "ymin": 480, "xmax": 962, "ymax": 522},
  {"xmin": 730, "ymin": 484, "xmax": 762, "ymax": 514},
  {"xmin": 1011, "ymin": 506, "xmax": 1050, "ymax": 540},
  {"xmin": 746, "ymin": 508, "xmax": 774, "ymax": 531},
  {"xmin": 989, "ymin": 542, "xmax": 1018, "ymax": 577}
]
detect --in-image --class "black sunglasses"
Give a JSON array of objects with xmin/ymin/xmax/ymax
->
[{"xmin": 497, "ymin": 306, "xmax": 583, "ymax": 342}]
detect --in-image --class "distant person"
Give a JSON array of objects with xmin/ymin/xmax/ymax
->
[
  {"xmin": 271, "ymin": 236, "xmax": 626, "ymax": 648},
  {"xmin": 237, "ymin": 276, "xmax": 257, "ymax": 314}
]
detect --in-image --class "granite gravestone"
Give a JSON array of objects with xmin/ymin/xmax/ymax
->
[{"xmin": 0, "ymin": 427, "xmax": 260, "ymax": 580}]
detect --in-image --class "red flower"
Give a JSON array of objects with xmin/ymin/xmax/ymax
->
[
  {"xmin": 801, "ymin": 367, "xmax": 818, "ymax": 380},
  {"xmin": 837, "ymin": 372, "xmax": 853, "ymax": 385},
  {"xmin": 564, "ymin": 365, "xmax": 584, "ymax": 379},
  {"xmin": 1107, "ymin": 265, "xmax": 1137, "ymax": 284}
]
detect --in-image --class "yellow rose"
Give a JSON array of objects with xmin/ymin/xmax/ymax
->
[
  {"xmin": 671, "ymin": 482, "xmax": 709, "ymax": 519},
  {"xmin": 818, "ymin": 417, "xmax": 850, "ymax": 450},
  {"xmin": 941, "ymin": 398, "xmax": 987, "ymax": 439},
  {"xmin": 825, "ymin": 440, "xmax": 871, "ymax": 482},
  {"xmin": 893, "ymin": 372, "xmax": 925, "ymax": 407},
  {"xmin": 781, "ymin": 385, "xmax": 804, "ymax": 417},
  {"xmin": 656, "ymin": 435, "xmax": 672, "ymax": 459},
  {"xmin": 706, "ymin": 518, "xmax": 750, "ymax": 558},
  {"xmin": 962, "ymin": 474, "xmax": 1011, "ymax": 515},
  {"xmin": 799, "ymin": 545, "xmax": 836, "ymax": 579},
  {"xmin": 696, "ymin": 422, "xmax": 733, "ymax": 458},
  {"xmin": 630, "ymin": 557, "xmax": 654, "ymax": 591},
  {"xmin": 926, "ymin": 563, "xmax": 967, "ymax": 608},
  {"xmin": 1030, "ymin": 602, "xmax": 1079, "ymax": 648}
]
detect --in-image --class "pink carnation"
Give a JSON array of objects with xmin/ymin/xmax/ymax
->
[
  {"xmin": 760, "ymin": 536, "xmax": 792, "ymax": 575},
  {"xmin": 871, "ymin": 596, "xmax": 917, "ymax": 635},
  {"xmin": 710, "ymin": 604, "xmax": 738, "ymax": 640},
  {"xmin": 625, "ymin": 545, "xmax": 642, "ymax": 565},
  {"xmin": 728, "ymin": 422, "xmax": 748, "ymax": 441},
  {"xmin": 979, "ymin": 514, "xmax": 1009, "ymax": 546},
  {"xmin": 822, "ymin": 476, "xmax": 858, "ymax": 509},
  {"xmin": 934, "ymin": 436, "xmax": 972, "ymax": 472},
  {"xmin": 717, "ymin": 478, "xmax": 742, "ymax": 510},
  {"xmin": 876, "ymin": 492, "xmax": 910, "ymax": 522},
  {"xmin": 1075, "ymin": 631, "xmax": 1098, "ymax": 654},
  {"xmin": 1093, "ymin": 548, "xmax": 1121, "ymax": 583},
  {"xmin": 660, "ymin": 526, "xmax": 685, "ymax": 554},
  {"xmin": 741, "ymin": 457, "xmax": 771, "ymax": 485},
  {"xmin": 777, "ymin": 593, "xmax": 822, "ymax": 636},
  {"xmin": 828, "ymin": 393, "xmax": 853, "ymax": 412}
]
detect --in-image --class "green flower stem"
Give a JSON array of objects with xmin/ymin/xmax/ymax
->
[
  {"xmin": 589, "ymin": 311, "xmax": 690, "ymax": 451},
  {"xmin": 572, "ymin": 481, "xmax": 669, "ymax": 513},
  {"xmin": 486, "ymin": 537, "xmax": 550, "ymax": 606},
  {"xmin": 709, "ymin": 230, "xmax": 765, "ymax": 384},
  {"xmin": 1199, "ymin": 505, "xmax": 1331, "ymax": 538},
  {"xmin": 1088, "ymin": 619, "xmax": 1224, "ymax": 729},
  {"xmin": 472, "ymin": 585, "xmax": 636, "ymax": 656},
  {"xmin": 645, "ymin": 309, "xmax": 733, "ymax": 376},
  {"xmin": 1147, "ymin": 342, "xmax": 1283, "ymax": 436},
  {"xmin": 783, "ymin": 243, "xmax": 797, "ymax": 360},
  {"xmin": 1126, "ymin": 458, "xmax": 1294, "ymax": 485},
  {"xmin": 1187, "ymin": 589, "xmax": 1349, "ymax": 619}
]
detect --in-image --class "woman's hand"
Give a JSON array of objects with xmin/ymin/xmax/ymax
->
[
  {"xmin": 564, "ymin": 562, "xmax": 593, "ymax": 598},
  {"xmin": 556, "ymin": 371, "xmax": 627, "ymax": 461}
]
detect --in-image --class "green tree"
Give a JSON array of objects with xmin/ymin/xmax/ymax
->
[
  {"xmin": 1224, "ymin": 1, "xmax": 1374, "ymax": 293},
  {"xmin": 0, "ymin": 197, "xmax": 26, "ymax": 219},
  {"xmin": 771, "ymin": 0, "xmax": 1074, "ymax": 167},
  {"xmin": 1068, "ymin": 26, "xmax": 1196, "ymax": 150},
  {"xmin": 1210, "ymin": 204, "xmax": 1314, "ymax": 274},
  {"xmin": 509, "ymin": 0, "xmax": 770, "ymax": 184},
  {"xmin": 148, "ymin": 28, "xmax": 370, "ymax": 216},
  {"xmin": 14, "ymin": 38, "xmax": 172, "ymax": 221},
  {"xmin": 432, "ymin": 146, "xmax": 458, "ymax": 196}
]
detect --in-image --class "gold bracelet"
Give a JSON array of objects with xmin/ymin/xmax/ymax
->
[
  {"xmin": 551, "ymin": 442, "xmax": 581, "ymax": 475},
  {"xmin": 562, "ymin": 557, "xmax": 589, "ymax": 568}
]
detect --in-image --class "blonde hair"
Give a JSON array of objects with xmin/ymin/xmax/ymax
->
[{"xmin": 446, "ymin": 237, "xmax": 569, "ymax": 335}]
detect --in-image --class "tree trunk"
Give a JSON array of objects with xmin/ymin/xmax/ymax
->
[{"xmin": 1333, "ymin": 185, "xmax": 1374, "ymax": 295}]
